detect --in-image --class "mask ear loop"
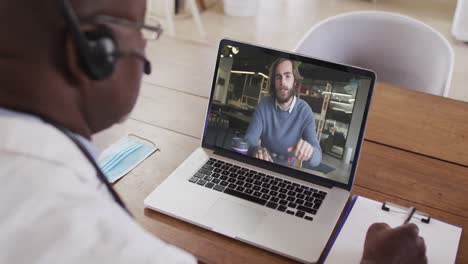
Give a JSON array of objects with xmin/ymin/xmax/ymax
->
[{"xmin": 128, "ymin": 134, "xmax": 158, "ymax": 149}]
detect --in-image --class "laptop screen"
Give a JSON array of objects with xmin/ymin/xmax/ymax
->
[{"xmin": 202, "ymin": 39, "xmax": 375, "ymax": 189}]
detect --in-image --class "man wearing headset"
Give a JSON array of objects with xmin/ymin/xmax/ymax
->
[{"xmin": 0, "ymin": 0, "xmax": 427, "ymax": 263}]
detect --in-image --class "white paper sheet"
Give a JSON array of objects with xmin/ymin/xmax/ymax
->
[{"xmin": 325, "ymin": 196, "xmax": 462, "ymax": 264}]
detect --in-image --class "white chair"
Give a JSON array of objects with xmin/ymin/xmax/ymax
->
[{"xmin": 295, "ymin": 11, "xmax": 454, "ymax": 97}]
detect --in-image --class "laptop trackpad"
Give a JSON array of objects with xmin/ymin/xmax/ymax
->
[{"xmin": 203, "ymin": 198, "xmax": 266, "ymax": 236}]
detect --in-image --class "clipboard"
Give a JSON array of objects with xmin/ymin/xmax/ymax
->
[
  {"xmin": 323, "ymin": 195, "xmax": 462, "ymax": 264},
  {"xmin": 381, "ymin": 201, "xmax": 431, "ymax": 224}
]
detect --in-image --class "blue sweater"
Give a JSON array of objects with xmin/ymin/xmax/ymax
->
[{"xmin": 244, "ymin": 96, "xmax": 322, "ymax": 167}]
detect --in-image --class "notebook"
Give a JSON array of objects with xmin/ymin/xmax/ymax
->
[{"xmin": 324, "ymin": 195, "xmax": 462, "ymax": 263}]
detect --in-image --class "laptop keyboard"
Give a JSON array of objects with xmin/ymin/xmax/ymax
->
[{"xmin": 188, "ymin": 158, "xmax": 327, "ymax": 222}]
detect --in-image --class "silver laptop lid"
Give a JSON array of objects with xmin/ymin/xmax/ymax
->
[{"xmin": 202, "ymin": 39, "xmax": 375, "ymax": 191}]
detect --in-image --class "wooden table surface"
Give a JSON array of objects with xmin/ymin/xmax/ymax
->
[{"xmin": 96, "ymin": 83, "xmax": 468, "ymax": 263}]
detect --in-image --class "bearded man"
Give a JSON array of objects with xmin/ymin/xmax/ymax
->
[{"xmin": 244, "ymin": 58, "xmax": 322, "ymax": 168}]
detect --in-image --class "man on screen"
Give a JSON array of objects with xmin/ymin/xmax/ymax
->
[{"xmin": 244, "ymin": 58, "xmax": 322, "ymax": 167}]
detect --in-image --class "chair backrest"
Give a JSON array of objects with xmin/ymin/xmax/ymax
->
[{"xmin": 294, "ymin": 11, "xmax": 454, "ymax": 97}]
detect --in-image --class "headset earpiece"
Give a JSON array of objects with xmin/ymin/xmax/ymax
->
[
  {"xmin": 59, "ymin": 0, "xmax": 118, "ymax": 81},
  {"xmin": 59, "ymin": 0, "xmax": 152, "ymax": 80},
  {"xmin": 82, "ymin": 27, "xmax": 118, "ymax": 80}
]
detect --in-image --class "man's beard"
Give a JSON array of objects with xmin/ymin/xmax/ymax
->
[{"xmin": 276, "ymin": 85, "xmax": 295, "ymax": 104}]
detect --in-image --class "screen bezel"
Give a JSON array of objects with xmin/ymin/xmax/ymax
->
[{"xmin": 202, "ymin": 39, "xmax": 376, "ymax": 191}]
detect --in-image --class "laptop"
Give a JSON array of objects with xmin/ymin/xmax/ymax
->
[{"xmin": 144, "ymin": 39, "xmax": 376, "ymax": 263}]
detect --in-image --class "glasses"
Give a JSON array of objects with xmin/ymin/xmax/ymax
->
[{"xmin": 83, "ymin": 14, "xmax": 163, "ymax": 41}]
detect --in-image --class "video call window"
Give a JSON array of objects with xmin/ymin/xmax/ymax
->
[{"xmin": 204, "ymin": 44, "xmax": 372, "ymax": 184}]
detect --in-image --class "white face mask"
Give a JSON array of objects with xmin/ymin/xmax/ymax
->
[{"xmin": 97, "ymin": 135, "xmax": 158, "ymax": 183}]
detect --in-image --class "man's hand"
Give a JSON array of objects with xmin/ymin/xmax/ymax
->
[
  {"xmin": 361, "ymin": 223, "xmax": 427, "ymax": 264},
  {"xmin": 287, "ymin": 139, "xmax": 314, "ymax": 161},
  {"xmin": 255, "ymin": 148, "xmax": 273, "ymax": 162}
]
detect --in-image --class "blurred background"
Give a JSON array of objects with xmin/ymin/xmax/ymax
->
[{"xmin": 144, "ymin": 0, "xmax": 468, "ymax": 102}]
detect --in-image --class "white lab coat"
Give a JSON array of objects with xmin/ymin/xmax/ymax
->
[{"xmin": 0, "ymin": 115, "xmax": 196, "ymax": 264}]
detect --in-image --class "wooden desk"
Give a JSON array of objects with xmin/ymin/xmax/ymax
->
[
  {"xmin": 104, "ymin": 83, "xmax": 467, "ymax": 263},
  {"xmin": 365, "ymin": 83, "xmax": 468, "ymax": 166}
]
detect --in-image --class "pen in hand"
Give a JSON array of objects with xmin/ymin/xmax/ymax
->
[{"xmin": 403, "ymin": 207, "xmax": 416, "ymax": 224}]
